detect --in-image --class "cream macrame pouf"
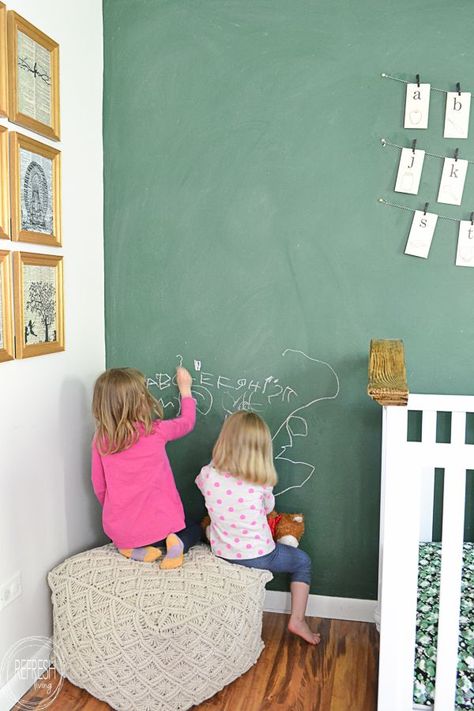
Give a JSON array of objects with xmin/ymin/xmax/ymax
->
[{"xmin": 48, "ymin": 543, "xmax": 272, "ymax": 711}]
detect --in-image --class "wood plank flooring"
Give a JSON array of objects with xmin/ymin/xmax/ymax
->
[{"xmin": 14, "ymin": 613, "xmax": 378, "ymax": 711}]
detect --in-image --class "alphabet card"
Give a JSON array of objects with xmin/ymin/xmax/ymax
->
[
  {"xmin": 444, "ymin": 92, "xmax": 471, "ymax": 139},
  {"xmin": 404, "ymin": 83, "xmax": 430, "ymax": 129},
  {"xmin": 394, "ymin": 147, "xmax": 425, "ymax": 194},
  {"xmin": 437, "ymin": 156, "xmax": 468, "ymax": 205},
  {"xmin": 405, "ymin": 210, "xmax": 438, "ymax": 259},
  {"xmin": 456, "ymin": 220, "xmax": 474, "ymax": 267}
]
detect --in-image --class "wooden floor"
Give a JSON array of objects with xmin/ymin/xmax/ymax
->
[{"xmin": 15, "ymin": 613, "xmax": 378, "ymax": 711}]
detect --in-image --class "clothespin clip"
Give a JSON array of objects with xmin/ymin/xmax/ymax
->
[
  {"xmin": 411, "ymin": 139, "xmax": 417, "ymax": 153},
  {"xmin": 454, "ymin": 148, "xmax": 459, "ymax": 162},
  {"xmin": 423, "ymin": 202, "xmax": 429, "ymax": 215},
  {"xmin": 470, "ymin": 211, "xmax": 474, "ymax": 226},
  {"xmin": 416, "ymin": 74, "xmax": 420, "ymax": 87},
  {"xmin": 456, "ymin": 82, "xmax": 461, "ymax": 96}
]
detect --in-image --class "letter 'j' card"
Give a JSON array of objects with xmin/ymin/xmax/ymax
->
[
  {"xmin": 456, "ymin": 220, "xmax": 474, "ymax": 267},
  {"xmin": 405, "ymin": 210, "xmax": 438, "ymax": 259},
  {"xmin": 444, "ymin": 92, "xmax": 471, "ymax": 139},
  {"xmin": 437, "ymin": 157, "xmax": 468, "ymax": 205},
  {"xmin": 395, "ymin": 148, "xmax": 425, "ymax": 194},
  {"xmin": 404, "ymin": 83, "xmax": 430, "ymax": 129}
]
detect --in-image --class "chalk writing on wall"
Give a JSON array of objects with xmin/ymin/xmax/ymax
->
[{"xmin": 147, "ymin": 348, "xmax": 340, "ymax": 496}]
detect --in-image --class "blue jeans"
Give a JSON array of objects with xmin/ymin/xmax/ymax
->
[
  {"xmin": 226, "ymin": 543, "xmax": 311, "ymax": 585},
  {"xmin": 149, "ymin": 521, "xmax": 202, "ymax": 553}
]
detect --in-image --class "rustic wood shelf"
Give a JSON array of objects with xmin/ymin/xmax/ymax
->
[{"xmin": 368, "ymin": 339, "xmax": 408, "ymax": 407}]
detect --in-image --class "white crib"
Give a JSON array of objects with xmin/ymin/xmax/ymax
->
[{"xmin": 375, "ymin": 379, "xmax": 473, "ymax": 711}]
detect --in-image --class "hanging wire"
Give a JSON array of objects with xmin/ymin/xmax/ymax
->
[
  {"xmin": 381, "ymin": 73, "xmax": 469, "ymax": 95},
  {"xmin": 378, "ymin": 197, "xmax": 464, "ymax": 223},
  {"xmin": 380, "ymin": 138, "xmax": 474, "ymax": 165}
]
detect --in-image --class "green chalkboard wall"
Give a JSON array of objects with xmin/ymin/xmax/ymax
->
[{"xmin": 103, "ymin": 0, "xmax": 474, "ymax": 599}]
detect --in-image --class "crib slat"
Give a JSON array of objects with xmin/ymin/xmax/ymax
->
[
  {"xmin": 450, "ymin": 411, "xmax": 466, "ymax": 446},
  {"xmin": 433, "ymin": 465, "xmax": 466, "ymax": 711},
  {"xmin": 421, "ymin": 409, "xmax": 437, "ymax": 444},
  {"xmin": 419, "ymin": 467, "xmax": 435, "ymax": 541}
]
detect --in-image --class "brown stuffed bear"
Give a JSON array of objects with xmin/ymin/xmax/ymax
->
[
  {"xmin": 201, "ymin": 511, "xmax": 305, "ymax": 548},
  {"xmin": 267, "ymin": 510, "xmax": 305, "ymax": 547}
]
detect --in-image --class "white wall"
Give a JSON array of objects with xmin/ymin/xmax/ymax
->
[{"xmin": 0, "ymin": 0, "xmax": 105, "ymax": 699}]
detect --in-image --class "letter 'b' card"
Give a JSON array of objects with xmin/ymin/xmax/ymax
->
[
  {"xmin": 444, "ymin": 92, "xmax": 471, "ymax": 139},
  {"xmin": 404, "ymin": 83, "xmax": 430, "ymax": 129},
  {"xmin": 405, "ymin": 210, "xmax": 438, "ymax": 259}
]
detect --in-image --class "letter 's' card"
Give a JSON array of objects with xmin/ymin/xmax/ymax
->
[
  {"xmin": 404, "ymin": 83, "xmax": 430, "ymax": 129},
  {"xmin": 444, "ymin": 92, "xmax": 471, "ymax": 139},
  {"xmin": 405, "ymin": 210, "xmax": 438, "ymax": 259},
  {"xmin": 437, "ymin": 157, "xmax": 468, "ymax": 205},
  {"xmin": 395, "ymin": 148, "xmax": 425, "ymax": 194}
]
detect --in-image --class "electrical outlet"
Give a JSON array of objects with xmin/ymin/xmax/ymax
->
[{"xmin": 0, "ymin": 571, "xmax": 22, "ymax": 611}]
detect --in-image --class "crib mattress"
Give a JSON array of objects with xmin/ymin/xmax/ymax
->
[{"xmin": 413, "ymin": 542, "xmax": 474, "ymax": 709}]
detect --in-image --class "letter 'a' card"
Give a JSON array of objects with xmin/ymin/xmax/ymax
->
[
  {"xmin": 405, "ymin": 210, "xmax": 438, "ymax": 259},
  {"xmin": 404, "ymin": 83, "xmax": 430, "ymax": 129},
  {"xmin": 395, "ymin": 148, "xmax": 425, "ymax": 194},
  {"xmin": 456, "ymin": 220, "xmax": 474, "ymax": 267},
  {"xmin": 444, "ymin": 92, "xmax": 471, "ymax": 139},
  {"xmin": 437, "ymin": 157, "xmax": 468, "ymax": 205}
]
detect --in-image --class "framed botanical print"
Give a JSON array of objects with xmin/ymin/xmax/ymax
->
[
  {"xmin": 14, "ymin": 252, "xmax": 64, "ymax": 358},
  {"xmin": 10, "ymin": 132, "xmax": 61, "ymax": 246},
  {"xmin": 0, "ymin": 3, "xmax": 7, "ymax": 117},
  {"xmin": 0, "ymin": 126, "xmax": 9, "ymax": 239},
  {"xmin": 7, "ymin": 11, "xmax": 60, "ymax": 141},
  {"xmin": 0, "ymin": 250, "xmax": 13, "ymax": 362}
]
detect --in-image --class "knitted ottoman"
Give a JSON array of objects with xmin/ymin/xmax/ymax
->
[{"xmin": 48, "ymin": 543, "xmax": 272, "ymax": 711}]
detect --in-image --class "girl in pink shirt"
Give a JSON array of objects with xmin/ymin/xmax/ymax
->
[
  {"xmin": 196, "ymin": 411, "xmax": 320, "ymax": 645},
  {"xmin": 92, "ymin": 366, "xmax": 201, "ymax": 569}
]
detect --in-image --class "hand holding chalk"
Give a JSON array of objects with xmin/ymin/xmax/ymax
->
[{"xmin": 176, "ymin": 366, "xmax": 192, "ymax": 398}]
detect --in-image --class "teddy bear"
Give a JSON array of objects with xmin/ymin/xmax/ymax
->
[{"xmin": 201, "ymin": 510, "xmax": 305, "ymax": 547}]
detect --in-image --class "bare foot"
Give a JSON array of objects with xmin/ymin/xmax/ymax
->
[{"xmin": 288, "ymin": 616, "xmax": 321, "ymax": 645}]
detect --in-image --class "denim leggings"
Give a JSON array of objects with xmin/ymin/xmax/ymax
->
[
  {"xmin": 149, "ymin": 521, "xmax": 202, "ymax": 553},
  {"xmin": 226, "ymin": 543, "xmax": 311, "ymax": 585}
]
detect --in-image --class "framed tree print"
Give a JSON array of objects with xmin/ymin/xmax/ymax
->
[
  {"xmin": 7, "ymin": 11, "xmax": 60, "ymax": 141},
  {"xmin": 10, "ymin": 132, "xmax": 61, "ymax": 246},
  {"xmin": 0, "ymin": 126, "xmax": 9, "ymax": 239},
  {"xmin": 0, "ymin": 251, "xmax": 14, "ymax": 362},
  {"xmin": 0, "ymin": 3, "xmax": 7, "ymax": 117},
  {"xmin": 14, "ymin": 252, "xmax": 64, "ymax": 358}
]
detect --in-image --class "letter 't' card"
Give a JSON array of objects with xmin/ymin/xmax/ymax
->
[
  {"xmin": 405, "ymin": 210, "xmax": 438, "ymax": 259},
  {"xmin": 444, "ymin": 92, "xmax": 471, "ymax": 139},
  {"xmin": 404, "ymin": 83, "xmax": 430, "ymax": 129},
  {"xmin": 395, "ymin": 148, "xmax": 425, "ymax": 194},
  {"xmin": 437, "ymin": 157, "xmax": 468, "ymax": 205},
  {"xmin": 456, "ymin": 220, "xmax": 474, "ymax": 267}
]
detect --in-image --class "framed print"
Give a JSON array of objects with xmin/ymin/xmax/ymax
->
[
  {"xmin": 0, "ymin": 126, "xmax": 9, "ymax": 239},
  {"xmin": 7, "ymin": 11, "xmax": 60, "ymax": 141},
  {"xmin": 0, "ymin": 251, "xmax": 14, "ymax": 362},
  {"xmin": 10, "ymin": 132, "xmax": 61, "ymax": 246},
  {"xmin": 0, "ymin": 3, "xmax": 7, "ymax": 117},
  {"xmin": 14, "ymin": 252, "xmax": 64, "ymax": 358}
]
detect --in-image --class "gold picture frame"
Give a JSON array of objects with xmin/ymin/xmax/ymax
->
[
  {"xmin": 14, "ymin": 251, "xmax": 64, "ymax": 359},
  {"xmin": 7, "ymin": 11, "xmax": 60, "ymax": 141},
  {"xmin": 0, "ymin": 250, "xmax": 14, "ymax": 362},
  {"xmin": 10, "ymin": 131, "xmax": 61, "ymax": 246},
  {"xmin": 0, "ymin": 126, "xmax": 9, "ymax": 239},
  {"xmin": 0, "ymin": 3, "xmax": 7, "ymax": 117}
]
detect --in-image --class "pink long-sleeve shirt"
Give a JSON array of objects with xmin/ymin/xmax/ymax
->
[{"xmin": 91, "ymin": 397, "xmax": 196, "ymax": 548}]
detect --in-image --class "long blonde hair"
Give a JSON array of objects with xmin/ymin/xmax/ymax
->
[
  {"xmin": 212, "ymin": 411, "xmax": 278, "ymax": 486},
  {"xmin": 92, "ymin": 368, "xmax": 163, "ymax": 455}
]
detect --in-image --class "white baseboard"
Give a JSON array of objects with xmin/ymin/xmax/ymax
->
[
  {"xmin": 264, "ymin": 590, "xmax": 377, "ymax": 623},
  {"xmin": 0, "ymin": 637, "xmax": 52, "ymax": 711}
]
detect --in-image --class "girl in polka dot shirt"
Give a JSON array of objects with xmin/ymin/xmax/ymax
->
[{"xmin": 196, "ymin": 411, "xmax": 320, "ymax": 645}]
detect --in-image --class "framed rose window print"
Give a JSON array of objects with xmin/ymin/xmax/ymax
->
[
  {"xmin": 0, "ymin": 126, "xmax": 9, "ymax": 239},
  {"xmin": 10, "ymin": 131, "xmax": 61, "ymax": 246},
  {"xmin": 14, "ymin": 252, "xmax": 64, "ymax": 359},
  {"xmin": 0, "ymin": 3, "xmax": 7, "ymax": 117},
  {"xmin": 7, "ymin": 11, "xmax": 60, "ymax": 140},
  {"xmin": 0, "ymin": 250, "xmax": 14, "ymax": 362}
]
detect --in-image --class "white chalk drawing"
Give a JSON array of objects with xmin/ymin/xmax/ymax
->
[{"xmin": 147, "ymin": 349, "xmax": 340, "ymax": 496}]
